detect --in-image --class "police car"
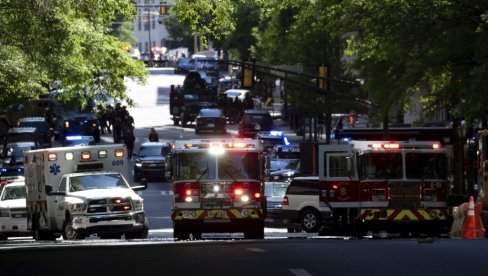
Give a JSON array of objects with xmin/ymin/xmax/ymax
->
[{"xmin": 256, "ymin": 131, "xmax": 290, "ymax": 152}]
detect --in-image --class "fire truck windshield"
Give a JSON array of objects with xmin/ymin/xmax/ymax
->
[
  {"xmin": 360, "ymin": 153, "xmax": 402, "ymax": 179},
  {"xmin": 176, "ymin": 151, "xmax": 260, "ymax": 180},
  {"xmin": 405, "ymin": 153, "xmax": 447, "ymax": 179}
]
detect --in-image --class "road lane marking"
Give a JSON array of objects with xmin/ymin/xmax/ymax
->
[
  {"xmin": 289, "ymin": 269, "xmax": 313, "ymax": 276},
  {"xmin": 246, "ymin": 247, "xmax": 266, "ymax": 252}
]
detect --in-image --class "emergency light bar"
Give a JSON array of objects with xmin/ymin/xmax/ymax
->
[
  {"xmin": 66, "ymin": 135, "xmax": 82, "ymax": 141},
  {"xmin": 367, "ymin": 142, "xmax": 441, "ymax": 150},
  {"xmin": 184, "ymin": 141, "xmax": 257, "ymax": 149},
  {"xmin": 48, "ymin": 149, "xmax": 124, "ymax": 162}
]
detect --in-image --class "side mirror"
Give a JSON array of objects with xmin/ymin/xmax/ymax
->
[
  {"xmin": 132, "ymin": 179, "xmax": 148, "ymax": 191},
  {"xmin": 45, "ymin": 185, "xmax": 52, "ymax": 194},
  {"xmin": 45, "ymin": 185, "xmax": 66, "ymax": 196},
  {"xmin": 346, "ymin": 155, "xmax": 353, "ymax": 179}
]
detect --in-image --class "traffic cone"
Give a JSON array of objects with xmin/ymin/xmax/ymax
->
[{"xmin": 464, "ymin": 196, "xmax": 476, "ymax": 239}]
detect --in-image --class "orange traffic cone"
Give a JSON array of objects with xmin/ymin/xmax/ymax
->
[{"xmin": 464, "ymin": 196, "xmax": 476, "ymax": 239}]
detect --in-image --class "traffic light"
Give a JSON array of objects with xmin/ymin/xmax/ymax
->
[
  {"xmin": 318, "ymin": 64, "xmax": 329, "ymax": 91},
  {"xmin": 160, "ymin": 0, "xmax": 167, "ymax": 16},
  {"xmin": 242, "ymin": 63, "xmax": 253, "ymax": 88}
]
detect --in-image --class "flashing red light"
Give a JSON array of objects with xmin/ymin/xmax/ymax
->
[
  {"xmin": 185, "ymin": 190, "xmax": 192, "ymax": 196},
  {"xmin": 115, "ymin": 149, "xmax": 125, "ymax": 158},
  {"xmin": 124, "ymin": 206, "xmax": 130, "ymax": 210},
  {"xmin": 432, "ymin": 143, "xmax": 440, "ymax": 149},
  {"xmin": 254, "ymin": 192, "xmax": 261, "ymax": 199},
  {"xmin": 234, "ymin": 189, "xmax": 244, "ymax": 196},
  {"xmin": 81, "ymin": 151, "xmax": 91, "ymax": 160},
  {"xmin": 48, "ymin": 153, "xmax": 57, "ymax": 161},
  {"xmin": 332, "ymin": 184, "xmax": 339, "ymax": 189},
  {"xmin": 383, "ymin": 143, "xmax": 399, "ymax": 149}
]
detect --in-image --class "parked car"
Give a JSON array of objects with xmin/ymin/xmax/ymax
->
[
  {"xmin": 0, "ymin": 180, "xmax": 31, "ymax": 240},
  {"xmin": 195, "ymin": 108, "xmax": 227, "ymax": 134},
  {"xmin": 174, "ymin": 57, "xmax": 193, "ymax": 74},
  {"xmin": 256, "ymin": 131, "xmax": 290, "ymax": 152},
  {"xmin": 238, "ymin": 109, "xmax": 275, "ymax": 138},
  {"xmin": 218, "ymin": 77, "xmax": 241, "ymax": 94},
  {"xmin": 281, "ymin": 176, "xmax": 332, "ymax": 233},
  {"xmin": 133, "ymin": 142, "xmax": 172, "ymax": 182},
  {"xmin": 269, "ymin": 158, "xmax": 300, "ymax": 183},
  {"xmin": 264, "ymin": 181, "xmax": 290, "ymax": 228},
  {"xmin": 17, "ymin": 116, "xmax": 53, "ymax": 148},
  {"xmin": 3, "ymin": 127, "xmax": 43, "ymax": 151}
]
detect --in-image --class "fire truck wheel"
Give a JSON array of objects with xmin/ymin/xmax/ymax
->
[
  {"xmin": 173, "ymin": 117, "xmax": 180, "ymax": 126},
  {"xmin": 244, "ymin": 223, "xmax": 265, "ymax": 239},
  {"xmin": 99, "ymin": 233, "xmax": 122, "ymax": 239},
  {"xmin": 300, "ymin": 209, "xmax": 321, "ymax": 233},
  {"xmin": 173, "ymin": 221, "xmax": 190, "ymax": 240},
  {"xmin": 62, "ymin": 219, "xmax": 85, "ymax": 240}
]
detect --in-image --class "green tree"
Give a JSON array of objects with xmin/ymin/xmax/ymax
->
[{"xmin": 0, "ymin": 0, "xmax": 147, "ymax": 107}]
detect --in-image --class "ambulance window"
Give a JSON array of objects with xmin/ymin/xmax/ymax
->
[{"xmin": 59, "ymin": 178, "xmax": 67, "ymax": 192}]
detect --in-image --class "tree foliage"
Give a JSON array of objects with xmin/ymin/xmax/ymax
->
[{"xmin": 0, "ymin": 0, "xmax": 147, "ymax": 107}]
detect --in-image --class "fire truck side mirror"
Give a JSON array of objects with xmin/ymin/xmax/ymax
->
[{"xmin": 45, "ymin": 185, "xmax": 66, "ymax": 196}]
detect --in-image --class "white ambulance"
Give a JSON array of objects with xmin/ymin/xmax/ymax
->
[{"xmin": 24, "ymin": 144, "xmax": 149, "ymax": 240}]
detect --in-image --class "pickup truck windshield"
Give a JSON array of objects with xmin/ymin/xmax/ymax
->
[{"xmin": 69, "ymin": 174, "xmax": 129, "ymax": 192}]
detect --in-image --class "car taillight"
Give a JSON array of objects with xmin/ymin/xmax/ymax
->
[{"xmin": 282, "ymin": 196, "xmax": 289, "ymax": 206}]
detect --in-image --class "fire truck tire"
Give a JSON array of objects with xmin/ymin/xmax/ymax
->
[
  {"xmin": 99, "ymin": 233, "xmax": 122, "ymax": 239},
  {"xmin": 244, "ymin": 222, "xmax": 265, "ymax": 239},
  {"xmin": 62, "ymin": 219, "xmax": 85, "ymax": 240},
  {"xmin": 300, "ymin": 209, "xmax": 321, "ymax": 233},
  {"xmin": 173, "ymin": 117, "xmax": 180, "ymax": 126},
  {"xmin": 173, "ymin": 221, "xmax": 190, "ymax": 240}
]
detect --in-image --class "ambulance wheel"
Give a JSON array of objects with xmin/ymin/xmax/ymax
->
[
  {"xmin": 173, "ymin": 221, "xmax": 190, "ymax": 240},
  {"xmin": 300, "ymin": 209, "xmax": 321, "ymax": 233},
  {"xmin": 62, "ymin": 219, "xmax": 84, "ymax": 240}
]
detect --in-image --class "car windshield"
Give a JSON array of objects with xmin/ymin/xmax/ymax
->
[
  {"xmin": 19, "ymin": 121, "xmax": 48, "ymax": 133},
  {"xmin": 1, "ymin": 185, "xmax": 26, "ymax": 201},
  {"xmin": 139, "ymin": 146, "xmax": 163, "ymax": 156},
  {"xmin": 247, "ymin": 114, "xmax": 273, "ymax": 126},
  {"xmin": 271, "ymin": 159, "xmax": 299, "ymax": 171},
  {"xmin": 200, "ymin": 109, "xmax": 222, "ymax": 117},
  {"xmin": 225, "ymin": 92, "xmax": 241, "ymax": 98},
  {"xmin": 69, "ymin": 174, "xmax": 129, "ymax": 192},
  {"xmin": 6, "ymin": 146, "xmax": 32, "ymax": 157}
]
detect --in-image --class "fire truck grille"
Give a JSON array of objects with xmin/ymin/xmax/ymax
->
[
  {"xmin": 200, "ymin": 182, "xmax": 233, "ymax": 208},
  {"xmin": 388, "ymin": 182, "xmax": 421, "ymax": 208},
  {"xmin": 86, "ymin": 198, "xmax": 132, "ymax": 213}
]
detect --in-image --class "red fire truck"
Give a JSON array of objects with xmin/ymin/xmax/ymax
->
[
  {"xmin": 318, "ymin": 140, "xmax": 451, "ymax": 237},
  {"xmin": 169, "ymin": 138, "xmax": 268, "ymax": 240}
]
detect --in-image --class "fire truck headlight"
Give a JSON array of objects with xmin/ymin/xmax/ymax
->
[
  {"xmin": 0, "ymin": 208, "xmax": 9, "ymax": 217},
  {"xmin": 132, "ymin": 200, "xmax": 144, "ymax": 211},
  {"xmin": 69, "ymin": 203, "xmax": 86, "ymax": 213},
  {"xmin": 185, "ymin": 196, "xmax": 193, "ymax": 203},
  {"xmin": 241, "ymin": 195, "xmax": 250, "ymax": 202},
  {"xmin": 213, "ymin": 185, "xmax": 220, "ymax": 192}
]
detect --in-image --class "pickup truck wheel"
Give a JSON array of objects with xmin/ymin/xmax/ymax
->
[
  {"xmin": 125, "ymin": 217, "xmax": 149, "ymax": 239},
  {"xmin": 300, "ymin": 209, "xmax": 321, "ymax": 233},
  {"xmin": 62, "ymin": 220, "xmax": 84, "ymax": 240}
]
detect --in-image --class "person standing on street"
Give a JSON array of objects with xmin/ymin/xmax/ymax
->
[{"xmin": 148, "ymin": 128, "xmax": 159, "ymax": 142}]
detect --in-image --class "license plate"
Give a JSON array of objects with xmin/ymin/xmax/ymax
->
[{"xmin": 207, "ymin": 123, "xmax": 214, "ymax": 128}]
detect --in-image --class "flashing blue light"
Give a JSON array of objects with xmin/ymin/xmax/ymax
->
[
  {"xmin": 66, "ymin": 135, "xmax": 82, "ymax": 141},
  {"xmin": 1, "ymin": 168, "xmax": 7, "ymax": 173},
  {"xmin": 284, "ymin": 137, "xmax": 290, "ymax": 146},
  {"xmin": 269, "ymin": 131, "xmax": 283, "ymax": 137},
  {"xmin": 342, "ymin": 137, "xmax": 351, "ymax": 142}
]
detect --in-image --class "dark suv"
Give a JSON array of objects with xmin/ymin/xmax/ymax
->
[
  {"xmin": 17, "ymin": 117, "xmax": 53, "ymax": 148},
  {"xmin": 133, "ymin": 142, "xmax": 172, "ymax": 182},
  {"xmin": 238, "ymin": 109, "xmax": 275, "ymax": 138}
]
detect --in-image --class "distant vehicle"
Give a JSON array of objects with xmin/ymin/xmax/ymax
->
[
  {"xmin": 264, "ymin": 181, "xmax": 290, "ymax": 228},
  {"xmin": 281, "ymin": 176, "xmax": 332, "ymax": 233},
  {"xmin": 3, "ymin": 127, "xmax": 43, "ymax": 151},
  {"xmin": 174, "ymin": 57, "xmax": 193, "ymax": 74},
  {"xmin": 218, "ymin": 77, "xmax": 241, "ymax": 94},
  {"xmin": 17, "ymin": 117, "xmax": 53, "ymax": 148},
  {"xmin": 224, "ymin": 89, "xmax": 251, "ymax": 101},
  {"xmin": 269, "ymin": 158, "xmax": 300, "ymax": 183},
  {"xmin": 63, "ymin": 135, "xmax": 96, "ymax": 147},
  {"xmin": 256, "ymin": 131, "xmax": 290, "ymax": 152},
  {"xmin": 196, "ymin": 70, "xmax": 218, "ymax": 89},
  {"xmin": 195, "ymin": 108, "xmax": 227, "ymax": 134},
  {"xmin": 238, "ymin": 109, "xmax": 275, "ymax": 138},
  {"xmin": 61, "ymin": 113, "xmax": 100, "ymax": 144},
  {"xmin": 133, "ymin": 142, "xmax": 172, "ymax": 182},
  {"xmin": 2, "ymin": 141, "xmax": 37, "ymax": 165},
  {"xmin": 0, "ymin": 180, "xmax": 31, "ymax": 240},
  {"xmin": 129, "ymin": 48, "xmax": 141, "ymax": 60},
  {"xmin": 194, "ymin": 56, "xmax": 219, "ymax": 72}
]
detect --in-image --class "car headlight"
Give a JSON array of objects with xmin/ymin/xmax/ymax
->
[
  {"xmin": 135, "ymin": 162, "xmax": 143, "ymax": 168},
  {"xmin": 69, "ymin": 203, "xmax": 86, "ymax": 213},
  {"xmin": 132, "ymin": 200, "xmax": 144, "ymax": 211},
  {"xmin": 0, "ymin": 208, "xmax": 9, "ymax": 217}
]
